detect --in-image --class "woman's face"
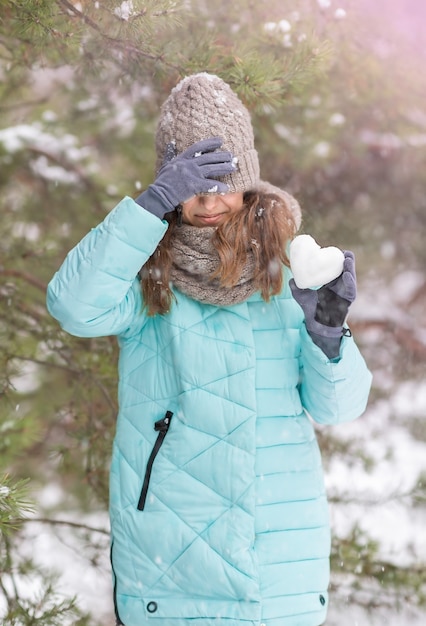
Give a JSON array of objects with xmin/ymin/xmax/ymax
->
[{"xmin": 181, "ymin": 192, "xmax": 244, "ymax": 228}]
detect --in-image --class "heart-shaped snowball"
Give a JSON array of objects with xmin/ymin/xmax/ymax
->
[{"xmin": 289, "ymin": 234, "xmax": 344, "ymax": 289}]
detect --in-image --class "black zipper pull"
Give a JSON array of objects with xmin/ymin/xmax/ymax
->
[
  {"xmin": 137, "ymin": 411, "xmax": 173, "ymax": 511},
  {"xmin": 155, "ymin": 410, "xmax": 173, "ymax": 432}
]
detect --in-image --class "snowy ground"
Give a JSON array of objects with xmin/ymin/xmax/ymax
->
[{"xmin": 327, "ymin": 603, "xmax": 426, "ymax": 626}]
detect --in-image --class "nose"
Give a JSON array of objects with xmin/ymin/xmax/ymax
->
[{"xmin": 199, "ymin": 194, "xmax": 219, "ymax": 210}]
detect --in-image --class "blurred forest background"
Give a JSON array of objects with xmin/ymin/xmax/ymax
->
[{"xmin": 1, "ymin": 0, "xmax": 426, "ymax": 624}]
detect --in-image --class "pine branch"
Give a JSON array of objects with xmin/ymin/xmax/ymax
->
[
  {"xmin": 0, "ymin": 269, "xmax": 46, "ymax": 292},
  {"xmin": 5, "ymin": 353, "xmax": 81, "ymax": 376},
  {"xmin": 0, "ymin": 96, "xmax": 49, "ymax": 112},
  {"xmin": 25, "ymin": 516, "xmax": 109, "ymax": 535},
  {"xmin": 5, "ymin": 353, "xmax": 117, "ymax": 412},
  {"xmin": 24, "ymin": 146, "xmax": 105, "ymax": 211},
  {"xmin": 57, "ymin": 0, "xmax": 102, "ymax": 33},
  {"xmin": 329, "ymin": 486, "xmax": 425, "ymax": 506},
  {"xmin": 0, "ymin": 475, "xmax": 34, "ymax": 535},
  {"xmin": 56, "ymin": 0, "xmax": 183, "ymax": 71},
  {"xmin": 352, "ymin": 319, "xmax": 426, "ymax": 359}
]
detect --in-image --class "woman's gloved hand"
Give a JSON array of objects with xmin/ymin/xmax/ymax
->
[
  {"xmin": 289, "ymin": 251, "xmax": 357, "ymax": 359},
  {"xmin": 135, "ymin": 137, "xmax": 236, "ymax": 219}
]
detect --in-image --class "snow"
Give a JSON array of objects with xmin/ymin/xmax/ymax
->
[
  {"xmin": 327, "ymin": 602, "xmax": 426, "ymax": 625},
  {"xmin": 263, "ymin": 20, "xmax": 292, "ymax": 46},
  {"xmin": 313, "ymin": 140, "xmax": 332, "ymax": 158},
  {"xmin": 9, "ymin": 360, "xmax": 41, "ymax": 394},
  {"xmin": 264, "ymin": 20, "xmax": 292, "ymax": 34},
  {"xmin": 317, "ymin": 0, "xmax": 332, "ymax": 9},
  {"xmin": 173, "ymin": 73, "xmax": 219, "ymax": 93},
  {"xmin": 334, "ymin": 8, "xmax": 347, "ymax": 20},
  {"xmin": 0, "ymin": 124, "xmax": 90, "ymax": 160},
  {"xmin": 360, "ymin": 130, "xmax": 403, "ymax": 151},
  {"xmin": 407, "ymin": 133, "xmax": 426, "ymax": 147},
  {"xmin": 11, "ymin": 221, "xmax": 41, "ymax": 241},
  {"xmin": 30, "ymin": 155, "xmax": 80, "ymax": 184},
  {"xmin": 289, "ymin": 234, "xmax": 345, "ymax": 288},
  {"xmin": 0, "ymin": 123, "xmax": 94, "ymax": 184},
  {"xmin": 274, "ymin": 123, "xmax": 301, "ymax": 146},
  {"xmin": 41, "ymin": 110, "xmax": 58, "ymax": 123},
  {"xmin": 329, "ymin": 112, "xmax": 346, "ymax": 126},
  {"xmin": 1, "ymin": 506, "xmax": 113, "ymax": 624},
  {"xmin": 390, "ymin": 270, "xmax": 424, "ymax": 304},
  {"xmin": 114, "ymin": 1, "xmax": 135, "ymax": 21},
  {"xmin": 352, "ymin": 274, "xmax": 419, "ymax": 327}
]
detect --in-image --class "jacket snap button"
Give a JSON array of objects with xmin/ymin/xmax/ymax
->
[
  {"xmin": 319, "ymin": 595, "xmax": 326, "ymax": 606},
  {"xmin": 147, "ymin": 601, "xmax": 158, "ymax": 613}
]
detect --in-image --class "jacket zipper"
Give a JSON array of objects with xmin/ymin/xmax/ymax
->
[{"xmin": 137, "ymin": 410, "xmax": 173, "ymax": 511}]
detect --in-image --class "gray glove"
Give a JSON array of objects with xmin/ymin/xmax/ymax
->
[
  {"xmin": 290, "ymin": 251, "xmax": 357, "ymax": 359},
  {"xmin": 135, "ymin": 137, "xmax": 236, "ymax": 219}
]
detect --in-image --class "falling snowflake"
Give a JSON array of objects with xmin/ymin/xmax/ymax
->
[
  {"xmin": 329, "ymin": 113, "xmax": 346, "ymax": 126},
  {"xmin": 334, "ymin": 8, "xmax": 347, "ymax": 19}
]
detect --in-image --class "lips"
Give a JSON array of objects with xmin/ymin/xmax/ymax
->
[{"xmin": 196, "ymin": 213, "xmax": 225, "ymax": 225}]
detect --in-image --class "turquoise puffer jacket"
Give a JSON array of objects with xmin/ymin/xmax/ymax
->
[{"xmin": 47, "ymin": 197, "xmax": 372, "ymax": 626}]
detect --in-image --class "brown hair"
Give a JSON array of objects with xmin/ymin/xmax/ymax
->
[{"xmin": 140, "ymin": 191, "xmax": 298, "ymax": 316}]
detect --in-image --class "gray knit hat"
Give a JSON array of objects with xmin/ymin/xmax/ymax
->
[{"xmin": 155, "ymin": 73, "xmax": 260, "ymax": 193}]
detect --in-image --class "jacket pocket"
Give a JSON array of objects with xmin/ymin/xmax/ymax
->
[{"xmin": 137, "ymin": 410, "xmax": 173, "ymax": 511}]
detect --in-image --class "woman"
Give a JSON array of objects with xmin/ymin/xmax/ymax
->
[{"xmin": 47, "ymin": 73, "xmax": 372, "ymax": 626}]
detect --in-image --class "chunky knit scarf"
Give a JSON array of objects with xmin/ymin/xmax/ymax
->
[{"xmin": 169, "ymin": 224, "xmax": 257, "ymax": 306}]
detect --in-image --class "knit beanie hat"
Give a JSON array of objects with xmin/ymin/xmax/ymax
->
[{"xmin": 155, "ymin": 73, "xmax": 260, "ymax": 193}]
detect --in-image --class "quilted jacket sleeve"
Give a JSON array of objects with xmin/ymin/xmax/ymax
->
[
  {"xmin": 46, "ymin": 196, "xmax": 168, "ymax": 337},
  {"xmin": 298, "ymin": 323, "xmax": 372, "ymax": 425}
]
